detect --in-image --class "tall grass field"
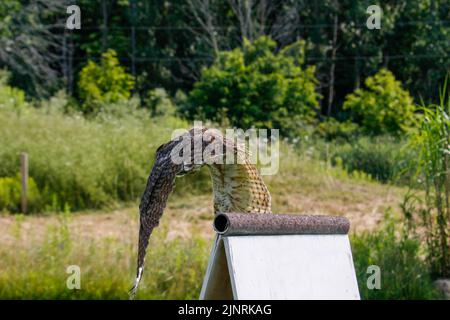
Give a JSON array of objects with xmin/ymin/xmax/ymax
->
[
  {"xmin": 0, "ymin": 210, "xmax": 441, "ymax": 299},
  {"xmin": 0, "ymin": 97, "xmax": 444, "ymax": 300}
]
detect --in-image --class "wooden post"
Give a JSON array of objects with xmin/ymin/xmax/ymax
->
[{"xmin": 20, "ymin": 153, "xmax": 28, "ymax": 214}]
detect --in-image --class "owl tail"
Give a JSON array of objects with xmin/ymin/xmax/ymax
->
[
  {"xmin": 129, "ymin": 267, "xmax": 144, "ymax": 300},
  {"xmin": 129, "ymin": 224, "xmax": 152, "ymax": 300}
]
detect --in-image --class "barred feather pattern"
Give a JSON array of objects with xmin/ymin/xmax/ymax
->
[{"xmin": 130, "ymin": 128, "xmax": 271, "ymax": 298}]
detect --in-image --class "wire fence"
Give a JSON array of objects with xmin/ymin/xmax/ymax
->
[{"xmin": 56, "ymin": 18, "xmax": 450, "ymax": 63}]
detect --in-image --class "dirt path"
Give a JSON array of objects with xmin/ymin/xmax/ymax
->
[{"xmin": 0, "ymin": 176, "xmax": 406, "ymax": 247}]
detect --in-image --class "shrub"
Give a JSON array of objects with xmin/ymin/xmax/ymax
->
[
  {"xmin": 314, "ymin": 118, "xmax": 360, "ymax": 142},
  {"xmin": 0, "ymin": 174, "xmax": 40, "ymax": 213},
  {"xmin": 184, "ymin": 36, "xmax": 320, "ymax": 137},
  {"xmin": 78, "ymin": 49, "xmax": 135, "ymax": 114},
  {"xmin": 0, "ymin": 69, "xmax": 28, "ymax": 110},
  {"xmin": 94, "ymin": 95, "xmax": 142, "ymax": 120},
  {"xmin": 144, "ymin": 88, "xmax": 177, "ymax": 117},
  {"xmin": 37, "ymin": 90, "xmax": 71, "ymax": 114},
  {"xmin": 343, "ymin": 69, "xmax": 415, "ymax": 136},
  {"xmin": 351, "ymin": 214, "xmax": 442, "ymax": 299},
  {"xmin": 330, "ymin": 136, "xmax": 413, "ymax": 183}
]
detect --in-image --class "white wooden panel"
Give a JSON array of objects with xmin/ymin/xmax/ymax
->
[
  {"xmin": 223, "ymin": 235, "xmax": 360, "ymax": 300},
  {"xmin": 199, "ymin": 236, "xmax": 233, "ymax": 300}
]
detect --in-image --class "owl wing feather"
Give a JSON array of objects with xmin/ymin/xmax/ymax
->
[
  {"xmin": 130, "ymin": 128, "xmax": 271, "ymax": 299},
  {"xmin": 130, "ymin": 148, "xmax": 179, "ymax": 299}
]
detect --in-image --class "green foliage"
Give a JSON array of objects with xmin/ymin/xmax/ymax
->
[
  {"xmin": 0, "ymin": 102, "xmax": 209, "ymax": 212},
  {"xmin": 352, "ymin": 214, "xmax": 442, "ymax": 300},
  {"xmin": 78, "ymin": 50, "xmax": 135, "ymax": 113},
  {"xmin": 314, "ymin": 118, "xmax": 360, "ymax": 142},
  {"xmin": 93, "ymin": 95, "xmax": 142, "ymax": 120},
  {"xmin": 0, "ymin": 69, "xmax": 27, "ymax": 110},
  {"xmin": 37, "ymin": 90, "xmax": 71, "ymax": 114},
  {"xmin": 0, "ymin": 1, "xmax": 64, "ymax": 96},
  {"xmin": 0, "ymin": 210, "xmax": 441, "ymax": 299},
  {"xmin": 185, "ymin": 36, "xmax": 320, "ymax": 137},
  {"xmin": 1, "ymin": 0, "xmax": 449, "ymax": 113},
  {"xmin": 343, "ymin": 69, "xmax": 415, "ymax": 136},
  {"xmin": 406, "ymin": 83, "xmax": 450, "ymax": 277},
  {"xmin": 0, "ymin": 174, "xmax": 40, "ymax": 213},
  {"xmin": 144, "ymin": 88, "xmax": 177, "ymax": 117},
  {"xmin": 330, "ymin": 136, "xmax": 413, "ymax": 184},
  {"xmin": 0, "ymin": 220, "xmax": 209, "ymax": 299}
]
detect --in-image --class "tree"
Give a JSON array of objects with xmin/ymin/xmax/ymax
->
[
  {"xmin": 387, "ymin": 0, "xmax": 450, "ymax": 104},
  {"xmin": 1, "ymin": 0, "xmax": 448, "ymax": 113},
  {"xmin": 0, "ymin": 0, "xmax": 67, "ymax": 96},
  {"xmin": 184, "ymin": 36, "xmax": 320, "ymax": 137},
  {"xmin": 78, "ymin": 49, "xmax": 135, "ymax": 113},
  {"xmin": 343, "ymin": 69, "xmax": 415, "ymax": 135}
]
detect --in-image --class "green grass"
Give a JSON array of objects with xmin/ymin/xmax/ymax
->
[
  {"xmin": 0, "ymin": 147, "xmax": 440, "ymax": 299},
  {"xmin": 351, "ymin": 214, "xmax": 443, "ymax": 300},
  {"xmin": 0, "ymin": 214, "xmax": 209, "ymax": 299},
  {"xmin": 0, "ymin": 102, "xmax": 383, "ymax": 214},
  {"xmin": 301, "ymin": 135, "xmax": 415, "ymax": 184},
  {"xmin": 0, "ymin": 211, "xmax": 442, "ymax": 299},
  {"xmin": 405, "ymin": 86, "xmax": 450, "ymax": 278},
  {"xmin": 0, "ymin": 106, "xmax": 212, "ymax": 213}
]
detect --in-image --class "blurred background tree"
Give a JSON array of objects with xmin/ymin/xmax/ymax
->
[
  {"xmin": 343, "ymin": 69, "xmax": 415, "ymax": 136},
  {"xmin": 0, "ymin": 0, "xmax": 448, "ymax": 118},
  {"xmin": 0, "ymin": 0, "xmax": 67, "ymax": 96},
  {"xmin": 183, "ymin": 36, "xmax": 319, "ymax": 137},
  {"xmin": 78, "ymin": 49, "xmax": 135, "ymax": 113}
]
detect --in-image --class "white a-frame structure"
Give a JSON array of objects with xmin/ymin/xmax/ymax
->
[{"xmin": 200, "ymin": 213, "xmax": 360, "ymax": 300}]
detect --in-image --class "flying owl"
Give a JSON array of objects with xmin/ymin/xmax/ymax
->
[{"xmin": 129, "ymin": 127, "xmax": 271, "ymax": 298}]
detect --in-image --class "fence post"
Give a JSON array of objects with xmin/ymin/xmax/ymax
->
[{"xmin": 20, "ymin": 153, "xmax": 28, "ymax": 214}]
